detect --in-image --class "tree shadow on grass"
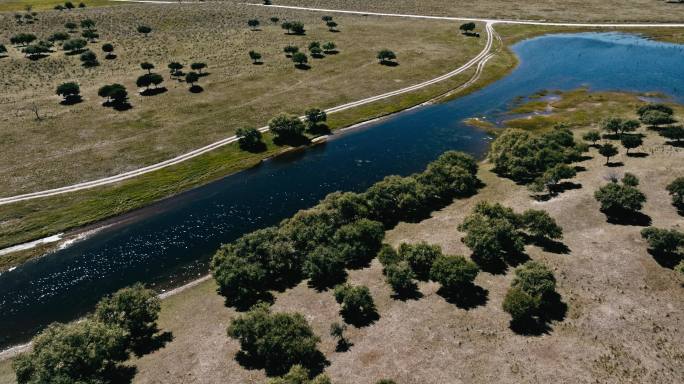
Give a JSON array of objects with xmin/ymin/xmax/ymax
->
[
  {"xmin": 665, "ymin": 140, "xmax": 684, "ymax": 148},
  {"xmin": 307, "ymin": 124, "xmax": 331, "ymax": 136},
  {"xmin": 189, "ymin": 85, "xmax": 204, "ymax": 93},
  {"xmin": 627, "ymin": 152, "xmax": 649, "ymax": 158},
  {"xmin": 603, "ymin": 209, "xmax": 652, "ymax": 227},
  {"xmin": 131, "ymin": 331, "xmax": 174, "ymax": 357},
  {"xmin": 390, "ymin": 285, "xmax": 423, "ymax": 301},
  {"xmin": 104, "ymin": 365, "xmax": 137, "ymax": 384},
  {"xmin": 59, "ymin": 95, "xmax": 83, "ymax": 105},
  {"xmin": 379, "ymin": 60, "xmax": 399, "ymax": 67},
  {"xmin": 647, "ymin": 249, "xmax": 683, "ymax": 269},
  {"xmin": 235, "ymin": 349, "xmax": 329, "ymax": 377},
  {"xmin": 65, "ymin": 49, "xmax": 86, "ymax": 56},
  {"xmin": 103, "ymin": 100, "xmax": 133, "ymax": 111},
  {"xmin": 533, "ymin": 182, "xmax": 583, "ymax": 202},
  {"xmin": 222, "ymin": 290, "xmax": 274, "ymax": 312},
  {"xmin": 307, "ymin": 271, "xmax": 348, "ymax": 292},
  {"xmin": 323, "ymin": 50, "xmax": 339, "ymax": 55},
  {"xmin": 27, "ymin": 53, "xmax": 50, "ymax": 61},
  {"xmin": 606, "ymin": 161, "xmax": 624, "ymax": 168},
  {"xmin": 295, "ymin": 63, "xmax": 311, "ymax": 70},
  {"xmin": 239, "ymin": 141, "xmax": 267, "ymax": 153},
  {"xmin": 510, "ymin": 292, "xmax": 567, "ymax": 336},
  {"xmin": 273, "ymin": 134, "xmax": 311, "ymax": 147},
  {"xmin": 436, "ymin": 284, "xmax": 488, "ymax": 310},
  {"xmin": 335, "ymin": 338, "xmax": 353, "ymax": 352},
  {"xmin": 340, "ymin": 308, "xmax": 380, "ymax": 328},
  {"xmin": 105, "ymin": 54, "xmax": 117, "ymax": 60},
  {"xmin": 140, "ymin": 87, "xmax": 167, "ymax": 96}
]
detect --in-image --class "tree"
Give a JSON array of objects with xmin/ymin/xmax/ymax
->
[
  {"xmin": 322, "ymin": 41, "xmax": 336, "ymax": 53},
  {"xmin": 333, "ymin": 219, "xmax": 384, "ymax": 267},
  {"xmin": 79, "ymin": 2, "xmax": 86, "ymax": 7},
  {"xmin": 398, "ymin": 242, "xmax": 441, "ymax": 281},
  {"xmin": 270, "ymin": 17, "xmax": 279, "ymax": 24},
  {"xmin": 594, "ymin": 180, "xmax": 646, "ymax": 214},
  {"xmin": 137, "ymin": 25, "xmax": 152, "ymax": 37},
  {"xmin": 601, "ymin": 117, "xmax": 623, "ymax": 136},
  {"xmin": 283, "ymin": 45, "xmax": 299, "ymax": 57},
  {"xmin": 236, "ymin": 127, "xmax": 263, "ymax": 150},
  {"xmin": 65, "ymin": 1, "xmax": 74, "ymax": 9},
  {"xmin": 81, "ymin": 29, "xmax": 99, "ymax": 42},
  {"xmin": 621, "ymin": 172, "xmax": 640, "ymax": 187},
  {"xmin": 79, "ymin": 50, "xmax": 98, "ymax": 67},
  {"xmin": 190, "ymin": 62, "xmax": 207, "ymax": 73},
  {"xmin": 292, "ymin": 52, "xmax": 308, "ymax": 67},
  {"xmin": 290, "ymin": 21, "xmax": 305, "ymax": 35},
  {"xmin": 62, "ymin": 38, "xmax": 86, "ymax": 53},
  {"xmin": 620, "ymin": 119, "xmax": 640, "ymax": 134},
  {"xmin": 520, "ymin": 209, "xmax": 563, "ymax": 240},
  {"xmin": 661, "ymin": 125, "xmax": 684, "ymax": 144},
  {"xmin": 168, "ymin": 61, "xmax": 184, "ymax": 77},
  {"xmin": 227, "ymin": 304, "xmax": 323, "ymax": 376},
  {"xmin": 0, "ymin": 44, "xmax": 6, "ymax": 57},
  {"xmin": 98, "ymin": 83, "xmax": 128, "ymax": 106},
  {"xmin": 333, "ymin": 283, "xmax": 377, "ymax": 325},
  {"xmin": 503, "ymin": 261, "xmax": 557, "ymax": 322},
  {"xmin": 101, "ymin": 42, "xmax": 115, "ymax": 58},
  {"xmin": 94, "ymin": 283, "xmax": 161, "ymax": 355},
  {"xmin": 384, "ymin": 261, "xmax": 417, "ymax": 297},
  {"xmin": 249, "ymin": 50, "xmax": 262, "ymax": 64},
  {"xmin": 304, "ymin": 108, "xmax": 327, "ymax": 131},
  {"xmin": 640, "ymin": 227, "xmax": 683, "ymax": 256},
  {"xmin": 640, "ymin": 109, "xmax": 675, "ymax": 128},
  {"xmin": 459, "ymin": 22, "xmax": 476, "ymax": 34},
  {"xmin": 136, "ymin": 73, "xmax": 163, "ymax": 91},
  {"xmin": 65, "ymin": 21, "xmax": 77, "ymax": 32},
  {"xmin": 582, "ymin": 130, "xmax": 601, "ymax": 145},
  {"xmin": 329, "ymin": 322, "xmax": 350, "ymax": 352},
  {"xmin": 666, "ymin": 177, "xmax": 684, "ymax": 208},
  {"xmin": 377, "ymin": 244, "xmax": 402, "ymax": 272},
  {"xmin": 140, "ymin": 61, "xmax": 154, "ymax": 73},
  {"xmin": 530, "ymin": 163, "xmax": 577, "ymax": 195},
  {"xmin": 267, "ymin": 365, "xmax": 332, "ymax": 384},
  {"xmin": 459, "ymin": 203, "xmax": 525, "ymax": 267},
  {"xmin": 281, "ymin": 21, "xmax": 293, "ymax": 34},
  {"xmin": 80, "ymin": 19, "xmax": 95, "ymax": 30},
  {"xmin": 621, "ymin": 134, "xmax": 643, "ymax": 154},
  {"xmin": 10, "ymin": 33, "xmax": 36, "ymax": 46},
  {"xmin": 22, "ymin": 41, "xmax": 52, "ymax": 58},
  {"xmin": 326, "ymin": 21, "xmax": 338, "ymax": 32},
  {"xmin": 429, "ymin": 254, "xmax": 479, "ymax": 293},
  {"xmin": 302, "ymin": 245, "xmax": 346, "ymax": 289},
  {"xmin": 56, "ymin": 82, "xmax": 80, "ymax": 103},
  {"xmin": 598, "ymin": 143, "xmax": 618, "ymax": 165},
  {"xmin": 269, "ymin": 113, "xmax": 305, "ymax": 138},
  {"xmin": 185, "ymin": 71, "xmax": 200, "ymax": 88},
  {"xmin": 48, "ymin": 32, "xmax": 69, "ymax": 43},
  {"xmin": 321, "ymin": 15, "xmax": 333, "ymax": 22},
  {"xmin": 377, "ymin": 49, "xmax": 396, "ymax": 65},
  {"xmin": 13, "ymin": 320, "xmax": 129, "ymax": 384},
  {"xmin": 247, "ymin": 19, "xmax": 260, "ymax": 30}
]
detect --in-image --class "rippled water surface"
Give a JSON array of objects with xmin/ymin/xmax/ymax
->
[{"xmin": 2, "ymin": 32, "xmax": 684, "ymax": 348}]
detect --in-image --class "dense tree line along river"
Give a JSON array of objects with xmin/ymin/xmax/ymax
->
[{"xmin": 2, "ymin": 32, "xmax": 684, "ymax": 349}]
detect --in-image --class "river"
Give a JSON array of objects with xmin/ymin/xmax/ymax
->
[{"xmin": 2, "ymin": 31, "xmax": 684, "ymax": 349}]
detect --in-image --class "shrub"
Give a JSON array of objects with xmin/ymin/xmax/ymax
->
[
  {"xmin": 267, "ymin": 365, "xmax": 332, "ymax": 384},
  {"xmin": 333, "ymin": 219, "xmax": 385, "ymax": 267},
  {"xmin": 377, "ymin": 49, "xmax": 396, "ymax": 64},
  {"xmin": 292, "ymin": 52, "xmax": 308, "ymax": 66},
  {"xmin": 14, "ymin": 320, "xmax": 128, "ymax": 384},
  {"xmin": 621, "ymin": 172, "xmax": 639, "ymax": 187},
  {"xmin": 94, "ymin": 283, "xmax": 161, "ymax": 354},
  {"xmin": 502, "ymin": 287, "xmax": 538, "ymax": 321},
  {"xmin": 302, "ymin": 245, "xmax": 346, "ymax": 288},
  {"xmin": 637, "ymin": 103, "xmax": 673, "ymax": 117},
  {"xmin": 398, "ymin": 242, "xmax": 441, "ymax": 280},
  {"xmin": 137, "ymin": 25, "xmax": 152, "ymax": 36},
  {"xmin": 269, "ymin": 113, "xmax": 305, "ymax": 138},
  {"xmin": 56, "ymin": 82, "xmax": 80, "ymax": 103},
  {"xmin": 385, "ymin": 261, "xmax": 417, "ymax": 296},
  {"xmin": 520, "ymin": 209, "xmax": 563, "ymax": 240},
  {"xmin": 429, "ymin": 254, "xmax": 479, "ymax": 292},
  {"xmin": 594, "ymin": 180, "xmax": 646, "ymax": 213},
  {"xmin": 79, "ymin": 50, "xmax": 98, "ymax": 67},
  {"xmin": 304, "ymin": 108, "xmax": 327, "ymax": 131},
  {"xmin": 228, "ymin": 304, "xmax": 323, "ymax": 376},
  {"xmin": 641, "ymin": 227, "xmax": 684, "ymax": 255},
  {"xmin": 377, "ymin": 244, "xmax": 401, "ymax": 272},
  {"xmin": 667, "ymin": 177, "xmax": 684, "ymax": 208},
  {"xmin": 333, "ymin": 284, "xmax": 377, "ymax": 325},
  {"xmin": 236, "ymin": 127, "xmax": 263, "ymax": 150},
  {"xmin": 502, "ymin": 261, "xmax": 557, "ymax": 321},
  {"xmin": 640, "ymin": 110, "xmax": 675, "ymax": 127},
  {"xmin": 62, "ymin": 38, "xmax": 86, "ymax": 53}
]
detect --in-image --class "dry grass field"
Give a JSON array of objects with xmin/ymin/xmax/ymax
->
[
  {"xmin": 0, "ymin": 3, "xmax": 484, "ymax": 196},
  {"xmin": 267, "ymin": 0, "xmax": 684, "ymax": 23},
  {"xmin": 4, "ymin": 90, "xmax": 679, "ymax": 384}
]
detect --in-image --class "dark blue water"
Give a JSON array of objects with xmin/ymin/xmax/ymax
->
[{"xmin": 2, "ymin": 32, "xmax": 684, "ymax": 348}]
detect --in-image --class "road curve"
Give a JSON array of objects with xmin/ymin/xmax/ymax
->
[
  {"xmin": 0, "ymin": 19, "xmax": 495, "ymax": 205},
  {"xmin": 4, "ymin": 1, "xmax": 684, "ymax": 205}
]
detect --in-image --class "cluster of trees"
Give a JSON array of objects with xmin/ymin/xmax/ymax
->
[
  {"xmin": 281, "ymin": 42, "xmax": 338, "ymax": 69},
  {"xmin": 489, "ymin": 126, "xmax": 584, "ymax": 189},
  {"xmin": 211, "ymin": 151, "xmax": 480, "ymax": 308},
  {"xmin": 378, "ymin": 242, "xmax": 479, "ymax": 301},
  {"xmin": 54, "ymin": 1, "xmax": 86, "ymax": 10},
  {"xmin": 14, "ymin": 284, "xmax": 162, "ymax": 384},
  {"xmin": 502, "ymin": 261, "xmax": 560, "ymax": 329},
  {"xmin": 136, "ymin": 62, "xmax": 165, "ymax": 94},
  {"xmin": 636, "ymin": 103, "xmax": 684, "ymax": 144},
  {"xmin": 458, "ymin": 202, "xmax": 563, "ymax": 270},
  {"xmin": 260, "ymin": 108, "xmax": 329, "ymax": 144},
  {"xmin": 321, "ymin": 15, "xmax": 338, "ymax": 32},
  {"xmin": 282, "ymin": 20, "xmax": 306, "ymax": 35},
  {"xmin": 98, "ymin": 83, "xmax": 129, "ymax": 109},
  {"xmin": 594, "ymin": 173, "xmax": 646, "ymax": 217},
  {"xmin": 13, "ymin": 9, "xmax": 38, "ymax": 25},
  {"xmin": 228, "ymin": 303, "xmax": 327, "ymax": 377}
]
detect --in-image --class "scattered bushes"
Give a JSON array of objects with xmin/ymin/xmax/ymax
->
[{"xmin": 228, "ymin": 304, "xmax": 325, "ymax": 376}]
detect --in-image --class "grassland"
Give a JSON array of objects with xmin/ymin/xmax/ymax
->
[
  {"xmin": 4, "ymin": 89, "xmax": 680, "ymax": 384},
  {"xmin": 0, "ymin": 0, "xmax": 116, "ymax": 12},
  {"xmin": 266, "ymin": 0, "xmax": 684, "ymax": 23}
]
